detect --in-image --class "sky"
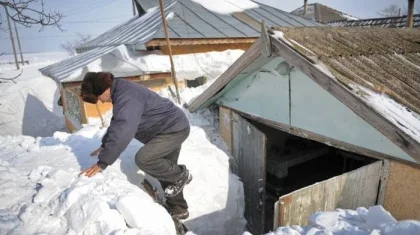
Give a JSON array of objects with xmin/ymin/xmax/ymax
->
[{"xmin": 0, "ymin": 0, "xmax": 410, "ymax": 54}]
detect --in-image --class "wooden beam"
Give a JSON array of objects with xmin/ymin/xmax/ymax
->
[
  {"xmin": 146, "ymin": 37, "xmax": 258, "ymax": 47},
  {"xmin": 260, "ymin": 21, "xmax": 271, "ymax": 58},
  {"xmin": 158, "ymin": 0, "xmax": 181, "ymax": 104},
  {"xmin": 226, "ymin": 105, "xmax": 420, "ymax": 167},
  {"xmin": 187, "ymin": 38, "xmax": 263, "ymax": 112},
  {"xmin": 270, "ymin": 34, "xmax": 420, "ymax": 163},
  {"xmin": 408, "ymin": 0, "xmax": 415, "ymax": 28}
]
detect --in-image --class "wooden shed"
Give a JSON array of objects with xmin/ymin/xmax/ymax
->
[{"xmin": 188, "ymin": 26, "xmax": 420, "ymax": 234}]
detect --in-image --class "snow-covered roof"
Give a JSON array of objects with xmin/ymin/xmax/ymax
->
[
  {"xmin": 39, "ymin": 46, "xmax": 117, "ymax": 83},
  {"xmin": 78, "ymin": 0, "xmax": 321, "ymax": 52},
  {"xmin": 329, "ymin": 14, "xmax": 420, "ymax": 28},
  {"xmin": 274, "ymin": 27, "xmax": 420, "ymax": 117},
  {"xmin": 291, "ymin": 3, "xmax": 359, "ymax": 23},
  {"xmin": 40, "ymin": 0, "xmax": 321, "ymax": 83},
  {"xmin": 76, "ymin": 0, "xmax": 176, "ymax": 53},
  {"xmin": 188, "ymin": 26, "xmax": 420, "ymax": 163}
]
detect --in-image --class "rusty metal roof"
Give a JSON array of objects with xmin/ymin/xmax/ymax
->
[{"xmin": 273, "ymin": 27, "xmax": 420, "ymax": 114}]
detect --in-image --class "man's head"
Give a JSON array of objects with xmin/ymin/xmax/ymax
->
[{"xmin": 80, "ymin": 72, "xmax": 114, "ymax": 104}]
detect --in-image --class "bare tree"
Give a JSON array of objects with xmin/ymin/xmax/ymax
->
[
  {"xmin": 377, "ymin": 4, "xmax": 402, "ymax": 17},
  {"xmin": 0, "ymin": 53, "xmax": 22, "ymax": 83},
  {"xmin": 0, "ymin": 0, "xmax": 63, "ymax": 30},
  {"xmin": 60, "ymin": 34, "xmax": 92, "ymax": 56}
]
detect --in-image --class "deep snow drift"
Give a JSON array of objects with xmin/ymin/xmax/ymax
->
[
  {"xmin": 0, "ymin": 52, "xmax": 67, "ymax": 137},
  {"xmin": 259, "ymin": 206, "xmax": 420, "ymax": 235},
  {"xmin": 64, "ymin": 45, "xmax": 244, "ymax": 83},
  {"xmin": 0, "ymin": 87, "xmax": 246, "ymax": 235}
]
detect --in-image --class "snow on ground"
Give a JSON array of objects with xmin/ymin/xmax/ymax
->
[
  {"xmin": 0, "ymin": 85, "xmax": 246, "ymax": 235},
  {"xmin": 0, "ymin": 52, "xmax": 68, "ymax": 137},
  {"xmin": 260, "ymin": 206, "xmax": 420, "ymax": 235},
  {"xmin": 64, "ymin": 45, "xmax": 244, "ymax": 83}
]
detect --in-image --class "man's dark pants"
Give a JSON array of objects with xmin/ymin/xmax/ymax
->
[{"xmin": 135, "ymin": 126, "xmax": 190, "ymax": 209}]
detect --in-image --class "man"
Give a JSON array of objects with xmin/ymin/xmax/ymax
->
[{"xmin": 79, "ymin": 72, "xmax": 192, "ymax": 219}]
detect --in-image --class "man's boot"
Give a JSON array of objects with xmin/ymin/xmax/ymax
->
[
  {"xmin": 167, "ymin": 205, "xmax": 189, "ymax": 220},
  {"xmin": 164, "ymin": 168, "xmax": 192, "ymax": 198}
]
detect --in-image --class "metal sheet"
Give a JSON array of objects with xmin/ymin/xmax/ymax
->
[
  {"xmin": 232, "ymin": 111, "xmax": 266, "ymax": 235},
  {"xmin": 39, "ymin": 46, "xmax": 117, "ymax": 82}
]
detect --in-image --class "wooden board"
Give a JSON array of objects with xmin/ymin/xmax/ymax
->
[
  {"xmin": 384, "ymin": 161, "xmax": 420, "ymax": 221},
  {"xmin": 232, "ymin": 112, "xmax": 266, "ymax": 234},
  {"xmin": 219, "ymin": 106, "xmax": 233, "ymax": 152},
  {"xmin": 276, "ymin": 161, "xmax": 383, "ymax": 227}
]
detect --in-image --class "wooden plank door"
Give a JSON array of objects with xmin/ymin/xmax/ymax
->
[
  {"xmin": 274, "ymin": 160, "xmax": 384, "ymax": 229},
  {"xmin": 232, "ymin": 112, "xmax": 267, "ymax": 235}
]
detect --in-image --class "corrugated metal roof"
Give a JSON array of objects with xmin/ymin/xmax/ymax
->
[
  {"xmin": 273, "ymin": 27, "xmax": 420, "ymax": 114},
  {"xmin": 39, "ymin": 46, "xmax": 117, "ymax": 82},
  {"xmin": 329, "ymin": 15, "xmax": 420, "ymax": 28},
  {"xmin": 78, "ymin": 0, "xmax": 321, "ymax": 50},
  {"xmin": 77, "ymin": 0, "xmax": 177, "ymax": 52},
  {"xmin": 41, "ymin": 0, "xmax": 320, "ymax": 82},
  {"xmin": 137, "ymin": 0, "xmax": 322, "ymax": 40}
]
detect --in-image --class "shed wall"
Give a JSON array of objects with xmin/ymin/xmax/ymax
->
[
  {"xmin": 217, "ymin": 56, "xmax": 415, "ymax": 163},
  {"xmin": 218, "ymin": 57, "xmax": 290, "ymax": 125},
  {"xmin": 384, "ymin": 161, "xmax": 420, "ymax": 221},
  {"xmin": 159, "ymin": 42, "xmax": 254, "ymax": 55}
]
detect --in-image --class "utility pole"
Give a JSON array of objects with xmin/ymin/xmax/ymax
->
[
  {"xmin": 13, "ymin": 21, "xmax": 24, "ymax": 65},
  {"xmin": 158, "ymin": 0, "xmax": 181, "ymax": 104},
  {"xmin": 4, "ymin": 6, "xmax": 20, "ymax": 70},
  {"xmin": 304, "ymin": 0, "xmax": 308, "ymax": 14},
  {"xmin": 408, "ymin": 0, "xmax": 415, "ymax": 28},
  {"xmin": 132, "ymin": 0, "xmax": 136, "ymax": 16}
]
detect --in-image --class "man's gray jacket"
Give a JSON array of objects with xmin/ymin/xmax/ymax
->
[{"xmin": 98, "ymin": 78, "xmax": 189, "ymax": 167}]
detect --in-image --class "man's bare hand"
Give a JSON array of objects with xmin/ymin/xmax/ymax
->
[
  {"xmin": 90, "ymin": 147, "xmax": 103, "ymax": 156},
  {"xmin": 79, "ymin": 164, "xmax": 102, "ymax": 177}
]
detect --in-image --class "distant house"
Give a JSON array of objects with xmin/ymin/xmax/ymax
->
[
  {"xmin": 39, "ymin": 0, "xmax": 319, "ymax": 132},
  {"xmin": 330, "ymin": 14, "xmax": 420, "ymax": 28},
  {"xmin": 291, "ymin": 3, "xmax": 359, "ymax": 23},
  {"xmin": 188, "ymin": 26, "xmax": 420, "ymax": 234}
]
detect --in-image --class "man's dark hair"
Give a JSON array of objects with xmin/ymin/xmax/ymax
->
[{"xmin": 80, "ymin": 72, "xmax": 114, "ymax": 104}]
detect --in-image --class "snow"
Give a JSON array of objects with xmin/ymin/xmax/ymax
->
[
  {"xmin": 191, "ymin": 0, "xmax": 258, "ymax": 14},
  {"xmin": 350, "ymin": 85, "xmax": 420, "ymax": 143},
  {"xmin": 0, "ymin": 83, "xmax": 246, "ymax": 234},
  {"xmin": 0, "ymin": 52, "xmax": 68, "ymax": 137},
  {"xmin": 2, "ymin": 46, "xmax": 420, "ymax": 235},
  {"xmin": 261, "ymin": 206, "xmax": 420, "ymax": 235},
  {"xmin": 64, "ymin": 45, "xmax": 244, "ymax": 83},
  {"xmin": 341, "ymin": 13, "xmax": 359, "ymax": 21}
]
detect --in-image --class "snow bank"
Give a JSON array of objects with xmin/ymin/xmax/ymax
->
[
  {"xmin": 0, "ymin": 87, "xmax": 246, "ymax": 234},
  {"xmin": 65, "ymin": 45, "xmax": 244, "ymax": 83},
  {"xmin": 260, "ymin": 206, "xmax": 420, "ymax": 235},
  {"xmin": 191, "ymin": 0, "xmax": 258, "ymax": 14},
  {"xmin": 0, "ymin": 52, "xmax": 67, "ymax": 137}
]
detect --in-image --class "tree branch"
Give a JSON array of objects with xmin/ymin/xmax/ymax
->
[
  {"xmin": 0, "ymin": 0, "xmax": 63, "ymax": 30},
  {"xmin": 0, "ymin": 69, "xmax": 23, "ymax": 83}
]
